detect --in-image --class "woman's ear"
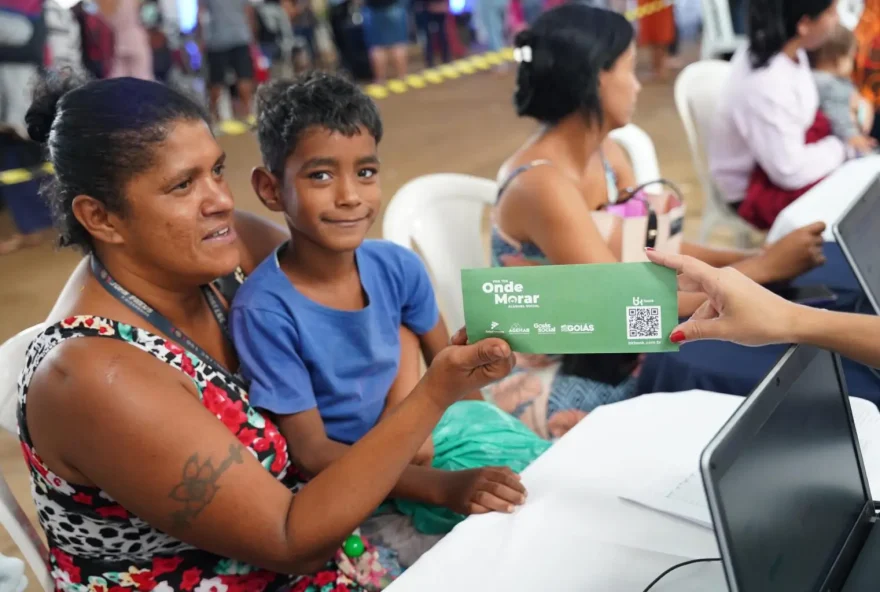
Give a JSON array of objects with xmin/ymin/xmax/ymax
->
[
  {"xmin": 251, "ymin": 167, "xmax": 284, "ymax": 213},
  {"xmin": 71, "ymin": 194, "xmax": 125, "ymax": 246}
]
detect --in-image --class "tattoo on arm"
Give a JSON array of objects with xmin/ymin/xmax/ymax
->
[{"xmin": 168, "ymin": 443, "xmax": 245, "ymax": 529}]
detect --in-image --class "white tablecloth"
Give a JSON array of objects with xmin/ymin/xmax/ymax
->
[
  {"xmin": 766, "ymin": 156, "xmax": 880, "ymax": 244},
  {"xmin": 388, "ymin": 390, "xmax": 880, "ymax": 591}
]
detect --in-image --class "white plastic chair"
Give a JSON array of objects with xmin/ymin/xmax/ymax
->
[
  {"xmin": 700, "ymin": 0, "xmax": 746, "ymax": 59},
  {"xmin": 608, "ymin": 123, "xmax": 661, "ymax": 186},
  {"xmin": 674, "ymin": 60, "xmax": 756, "ymax": 246},
  {"xmin": 0, "ymin": 324, "xmax": 52, "ymax": 591},
  {"xmin": 839, "ymin": 0, "xmax": 864, "ymax": 29},
  {"xmin": 383, "ymin": 174, "xmax": 497, "ymax": 331}
]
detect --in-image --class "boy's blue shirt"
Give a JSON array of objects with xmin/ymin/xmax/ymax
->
[{"xmin": 229, "ymin": 239, "xmax": 440, "ymax": 444}]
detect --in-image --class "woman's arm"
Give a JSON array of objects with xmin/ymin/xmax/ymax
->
[
  {"xmin": 27, "ymin": 333, "xmax": 516, "ymax": 575},
  {"xmin": 647, "ymin": 249, "xmax": 880, "ymax": 368},
  {"xmin": 605, "ymin": 137, "xmax": 826, "ymax": 284}
]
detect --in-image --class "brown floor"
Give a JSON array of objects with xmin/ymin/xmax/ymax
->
[{"xmin": 0, "ymin": 49, "xmax": 709, "ymax": 589}]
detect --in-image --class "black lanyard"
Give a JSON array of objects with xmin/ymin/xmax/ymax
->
[{"xmin": 90, "ymin": 256, "xmax": 247, "ymax": 389}]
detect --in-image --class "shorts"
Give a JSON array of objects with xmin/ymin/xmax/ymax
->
[
  {"xmin": 206, "ymin": 45, "xmax": 254, "ymax": 85},
  {"xmin": 362, "ymin": 2, "xmax": 409, "ymax": 49}
]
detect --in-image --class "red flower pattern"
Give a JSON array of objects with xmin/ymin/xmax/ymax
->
[
  {"xmin": 72, "ymin": 492, "xmax": 93, "ymax": 505},
  {"xmin": 152, "ymin": 556, "xmax": 185, "ymax": 576},
  {"xmin": 180, "ymin": 567, "xmax": 203, "ymax": 591},
  {"xmin": 20, "ymin": 317, "xmax": 383, "ymax": 592}
]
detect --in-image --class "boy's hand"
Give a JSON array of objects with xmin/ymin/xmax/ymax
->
[
  {"xmin": 421, "ymin": 330, "xmax": 515, "ymax": 408},
  {"xmin": 412, "ymin": 436, "xmax": 434, "ymax": 466},
  {"xmin": 440, "ymin": 467, "xmax": 527, "ymax": 515}
]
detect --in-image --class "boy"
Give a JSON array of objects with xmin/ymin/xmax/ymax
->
[
  {"xmin": 809, "ymin": 24, "xmax": 877, "ymax": 155},
  {"xmin": 229, "ymin": 72, "xmax": 527, "ymax": 537}
]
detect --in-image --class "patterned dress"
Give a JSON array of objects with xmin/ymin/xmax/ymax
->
[{"xmin": 18, "ymin": 316, "xmax": 392, "ymax": 592}]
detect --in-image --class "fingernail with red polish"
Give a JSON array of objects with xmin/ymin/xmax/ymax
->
[
  {"xmin": 645, "ymin": 247, "xmax": 655, "ymax": 251},
  {"xmin": 670, "ymin": 330, "xmax": 686, "ymax": 344}
]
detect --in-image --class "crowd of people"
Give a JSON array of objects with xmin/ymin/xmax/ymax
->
[{"xmin": 4, "ymin": 0, "xmax": 880, "ymax": 590}]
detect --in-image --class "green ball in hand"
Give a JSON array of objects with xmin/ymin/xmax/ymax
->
[{"xmin": 343, "ymin": 534, "xmax": 365, "ymax": 558}]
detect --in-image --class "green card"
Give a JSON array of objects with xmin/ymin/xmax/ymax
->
[{"xmin": 461, "ymin": 262, "xmax": 680, "ymax": 354}]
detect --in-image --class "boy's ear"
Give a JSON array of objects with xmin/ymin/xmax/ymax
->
[{"xmin": 251, "ymin": 167, "xmax": 285, "ymax": 213}]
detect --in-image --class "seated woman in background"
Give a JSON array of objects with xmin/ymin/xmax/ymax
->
[
  {"xmin": 21, "ymin": 72, "xmax": 514, "ymax": 591},
  {"xmin": 487, "ymin": 4, "xmax": 828, "ymax": 439},
  {"xmin": 710, "ymin": 0, "xmax": 852, "ymax": 229}
]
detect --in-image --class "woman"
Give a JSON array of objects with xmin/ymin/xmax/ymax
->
[
  {"xmin": 486, "ymin": 4, "xmax": 828, "ymax": 438},
  {"xmin": 646, "ymin": 248, "xmax": 880, "ymax": 369},
  {"xmin": 20, "ymin": 73, "xmax": 523, "ymax": 591},
  {"xmin": 709, "ymin": 0, "xmax": 848, "ymax": 229}
]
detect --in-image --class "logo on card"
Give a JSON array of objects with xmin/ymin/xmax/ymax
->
[
  {"xmin": 508, "ymin": 323, "xmax": 531, "ymax": 334},
  {"xmin": 533, "ymin": 323, "xmax": 557, "ymax": 334},
  {"xmin": 561, "ymin": 323, "xmax": 595, "ymax": 334},
  {"xmin": 486, "ymin": 321, "xmax": 504, "ymax": 335}
]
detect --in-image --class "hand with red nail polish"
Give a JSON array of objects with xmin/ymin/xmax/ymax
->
[{"xmin": 644, "ymin": 249, "xmax": 800, "ymax": 347}]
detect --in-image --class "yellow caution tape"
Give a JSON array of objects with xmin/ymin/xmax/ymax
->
[{"xmin": 0, "ymin": 2, "xmax": 673, "ymax": 186}]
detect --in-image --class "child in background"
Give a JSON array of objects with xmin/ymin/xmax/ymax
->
[
  {"xmin": 809, "ymin": 24, "xmax": 877, "ymax": 155},
  {"xmin": 230, "ymin": 72, "xmax": 538, "ymax": 550}
]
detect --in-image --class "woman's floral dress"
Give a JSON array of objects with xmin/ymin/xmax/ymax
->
[{"xmin": 18, "ymin": 316, "xmax": 393, "ymax": 592}]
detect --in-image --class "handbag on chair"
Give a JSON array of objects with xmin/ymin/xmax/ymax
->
[{"xmin": 562, "ymin": 179, "xmax": 686, "ymax": 386}]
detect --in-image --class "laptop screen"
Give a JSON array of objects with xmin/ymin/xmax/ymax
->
[
  {"xmin": 713, "ymin": 349, "xmax": 868, "ymax": 592},
  {"xmin": 837, "ymin": 175, "xmax": 880, "ymax": 313}
]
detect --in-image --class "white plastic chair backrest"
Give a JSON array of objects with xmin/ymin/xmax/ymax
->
[
  {"xmin": 383, "ymin": 174, "xmax": 497, "ymax": 331},
  {"xmin": 700, "ymin": 0, "xmax": 743, "ymax": 59},
  {"xmin": 0, "ymin": 324, "xmax": 52, "ymax": 591},
  {"xmin": 839, "ymin": 0, "xmax": 864, "ymax": 29},
  {"xmin": 608, "ymin": 123, "xmax": 661, "ymax": 186},
  {"xmin": 674, "ymin": 60, "xmax": 733, "ymax": 219}
]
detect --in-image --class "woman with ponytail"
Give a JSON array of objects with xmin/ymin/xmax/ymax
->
[
  {"xmin": 486, "ymin": 4, "xmax": 827, "ymax": 439},
  {"xmin": 709, "ymin": 0, "xmax": 849, "ymax": 229}
]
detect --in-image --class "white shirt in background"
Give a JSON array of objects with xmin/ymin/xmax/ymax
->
[{"xmin": 709, "ymin": 47, "xmax": 847, "ymax": 204}]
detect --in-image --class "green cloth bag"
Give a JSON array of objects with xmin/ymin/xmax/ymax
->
[{"xmin": 394, "ymin": 400, "xmax": 551, "ymax": 535}]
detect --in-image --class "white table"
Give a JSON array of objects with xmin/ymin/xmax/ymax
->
[
  {"xmin": 388, "ymin": 391, "xmax": 880, "ymax": 591},
  {"xmin": 766, "ymin": 156, "xmax": 880, "ymax": 244}
]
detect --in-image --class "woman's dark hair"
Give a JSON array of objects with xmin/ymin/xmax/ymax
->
[
  {"xmin": 256, "ymin": 71, "xmax": 383, "ymax": 177},
  {"xmin": 513, "ymin": 4, "xmax": 634, "ymax": 125},
  {"xmin": 748, "ymin": 0, "xmax": 834, "ymax": 68},
  {"xmin": 25, "ymin": 71, "xmax": 208, "ymax": 252}
]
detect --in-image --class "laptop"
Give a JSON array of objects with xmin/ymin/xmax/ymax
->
[
  {"xmin": 700, "ymin": 345, "xmax": 880, "ymax": 592},
  {"xmin": 834, "ymin": 173, "xmax": 880, "ymax": 314}
]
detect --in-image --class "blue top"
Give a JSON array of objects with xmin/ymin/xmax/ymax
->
[{"xmin": 229, "ymin": 240, "xmax": 440, "ymax": 444}]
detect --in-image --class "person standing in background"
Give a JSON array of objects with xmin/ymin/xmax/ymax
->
[
  {"xmin": 636, "ymin": 0, "xmax": 675, "ymax": 79},
  {"xmin": 477, "ymin": 0, "xmax": 510, "ymax": 72},
  {"xmin": 199, "ymin": 0, "xmax": 255, "ymax": 120},
  {"xmin": 413, "ymin": 0, "xmax": 449, "ymax": 67},
  {"xmin": 361, "ymin": 0, "xmax": 409, "ymax": 82},
  {"xmin": 0, "ymin": 0, "xmax": 54, "ymax": 254},
  {"xmin": 97, "ymin": 0, "xmax": 154, "ymax": 78}
]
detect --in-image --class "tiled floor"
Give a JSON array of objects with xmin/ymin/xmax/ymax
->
[{"xmin": 0, "ymin": 47, "xmax": 715, "ymax": 589}]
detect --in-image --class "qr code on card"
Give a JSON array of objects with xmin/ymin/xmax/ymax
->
[{"xmin": 626, "ymin": 306, "xmax": 661, "ymax": 339}]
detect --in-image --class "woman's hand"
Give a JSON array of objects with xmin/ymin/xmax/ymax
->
[
  {"xmin": 757, "ymin": 221, "xmax": 826, "ymax": 283},
  {"xmin": 421, "ymin": 329, "xmax": 516, "ymax": 409},
  {"xmin": 848, "ymin": 135, "xmax": 878, "ymax": 156},
  {"xmin": 440, "ymin": 467, "xmax": 527, "ymax": 515},
  {"xmin": 646, "ymin": 249, "xmax": 801, "ymax": 346}
]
